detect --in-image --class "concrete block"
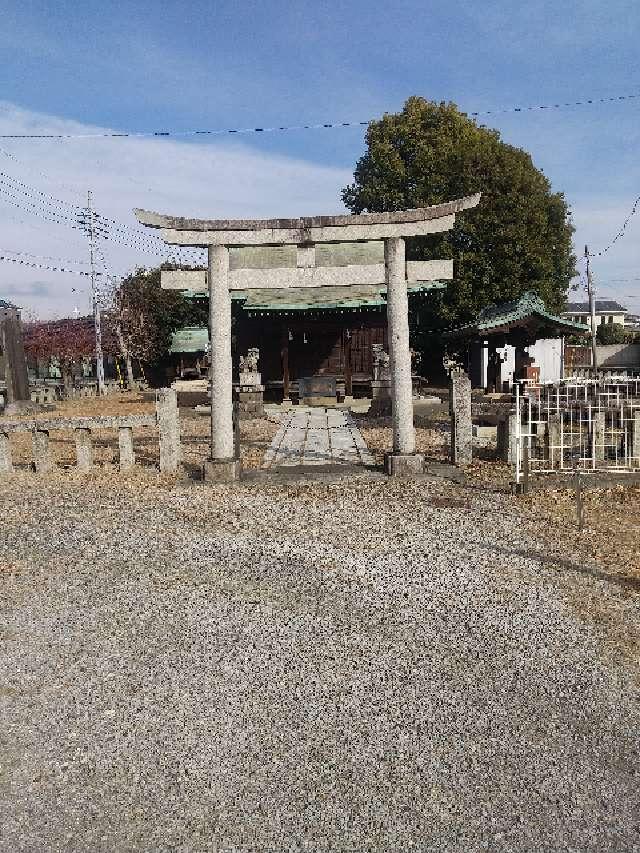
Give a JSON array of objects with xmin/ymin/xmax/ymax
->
[
  {"xmin": 203, "ymin": 458, "xmax": 241, "ymax": 482},
  {"xmin": 384, "ymin": 452, "xmax": 424, "ymax": 477}
]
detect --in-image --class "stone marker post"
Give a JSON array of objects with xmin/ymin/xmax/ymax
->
[
  {"xmin": 74, "ymin": 428, "xmax": 93, "ymax": 471},
  {"xmin": 157, "ymin": 387, "xmax": 181, "ymax": 474},
  {"xmin": 632, "ymin": 410, "xmax": 640, "ymax": 467},
  {"xmin": 450, "ymin": 369, "xmax": 472, "ymax": 467},
  {"xmin": 592, "ymin": 409, "xmax": 606, "ymax": 463},
  {"xmin": 0, "ymin": 431, "xmax": 13, "ymax": 474},
  {"xmin": 204, "ymin": 245, "xmax": 240, "ymax": 482},
  {"xmin": 1, "ymin": 310, "xmax": 34, "ymax": 415},
  {"xmin": 384, "ymin": 237, "xmax": 424, "ymax": 477},
  {"xmin": 32, "ymin": 429, "xmax": 54, "ymax": 474},
  {"xmin": 118, "ymin": 426, "xmax": 135, "ymax": 471}
]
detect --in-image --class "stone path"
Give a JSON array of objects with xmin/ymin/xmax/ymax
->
[{"xmin": 262, "ymin": 407, "xmax": 374, "ymax": 468}]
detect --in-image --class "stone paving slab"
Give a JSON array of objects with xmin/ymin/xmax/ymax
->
[{"xmin": 262, "ymin": 407, "xmax": 374, "ymax": 469}]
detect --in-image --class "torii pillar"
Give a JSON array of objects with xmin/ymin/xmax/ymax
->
[
  {"xmin": 202, "ymin": 244, "xmax": 240, "ymax": 483},
  {"xmin": 384, "ymin": 237, "xmax": 423, "ymax": 475}
]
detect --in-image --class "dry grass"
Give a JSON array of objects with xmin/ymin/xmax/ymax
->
[{"xmin": 357, "ymin": 413, "xmax": 450, "ymax": 465}]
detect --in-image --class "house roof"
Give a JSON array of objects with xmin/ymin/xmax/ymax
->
[
  {"xmin": 446, "ymin": 291, "xmax": 590, "ymax": 341},
  {"xmin": 564, "ymin": 299, "xmax": 628, "ymax": 313}
]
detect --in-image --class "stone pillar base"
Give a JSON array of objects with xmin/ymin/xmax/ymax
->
[
  {"xmin": 203, "ymin": 458, "xmax": 241, "ymax": 483},
  {"xmin": 384, "ymin": 452, "xmax": 424, "ymax": 477},
  {"xmin": 369, "ymin": 396, "xmax": 392, "ymax": 417}
]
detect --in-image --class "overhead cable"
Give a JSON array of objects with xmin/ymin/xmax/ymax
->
[{"xmin": 0, "ymin": 91, "xmax": 638, "ymax": 140}]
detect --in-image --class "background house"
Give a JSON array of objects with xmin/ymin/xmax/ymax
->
[{"xmin": 563, "ymin": 299, "xmax": 628, "ymax": 328}]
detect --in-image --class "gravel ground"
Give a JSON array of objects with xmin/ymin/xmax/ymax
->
[{"xmin": 1, "ymin": 471, "xmax": 639, "ymax": 852}]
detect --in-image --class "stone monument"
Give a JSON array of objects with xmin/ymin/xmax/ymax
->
[
  {"xmin": 235, "ymin": 347, "xmax": 264, "ymax": 417},
  {"xmin": 1, "ymin": 303, "xmax": 38, "ymax": 416},
  {"xmin": 369, "ymin": 343, "xmax": 392, "ymax": 416},
  {"xmin": 449, "ymin": 368, "xmax": 472, "ymax": 467}
]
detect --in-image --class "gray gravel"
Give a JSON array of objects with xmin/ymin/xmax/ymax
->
[{"xmin": 1, "ymin": 472, "xmax": 639, "ymax": 852}]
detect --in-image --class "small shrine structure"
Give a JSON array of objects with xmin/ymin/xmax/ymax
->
[
  {"xmin": 135, "ymin": 195, "xmax": 480, "ymax": 480},
  {"xmin": 445, "ymin": 291, "xmax": 589, "ymax": 391}
]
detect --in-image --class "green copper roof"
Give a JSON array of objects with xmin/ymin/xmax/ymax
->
[
  {"xmin": 445, "ymin": 291, "xmax": 590, "ymax": 339},
  {"xmin": 185, "ymin": 281, "xmax": 446, "ymax": 312},
  {"xmin": 169, "ymin": 326, "xmax": 209, "ymax": 353}
]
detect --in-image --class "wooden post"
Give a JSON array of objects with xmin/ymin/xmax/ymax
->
[
  {"xmin": 74, "ymin": 427, "xmax": 93, "ymax": 471},
  {"xmin": 281, "ymin": 326, "xmax": 290, "ymax": 402},
  {"xmin": 344, "ymin": 329, "xmax": 353, "ymax": 398},
  {"xmin": 157, "ymin": 387, "xmax": 181, "ymax": 474},
  {"xmin": 118, "ymin": 426, "xmax": 135, "ymax": 470},
  {"xmin": 32, "ymin": 429, "xmax": 54, "ymax": 474}
]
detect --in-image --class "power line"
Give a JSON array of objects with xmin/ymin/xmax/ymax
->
[
  {"xmin": 588, "ymin": 193, "xmax": 640, "ymax": 257},
  {"xmin": 1, "ymin": 91, "xmax": 639, "ymax": 140},
  {"xmin": 0, "ymin": 146, "xmax": 85, "ymax": 197},
  {"xmin": 0, "ymin": 169, "xmax": 200, "ymax": 265},
  {"xmin": 0, "ymin": 253, "xmax": 104, "ymax": 276},
  {"xmin": 0, "ymin": 247, "xmax": 89, "ymax": 266}
]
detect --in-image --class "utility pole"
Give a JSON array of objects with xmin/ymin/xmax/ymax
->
[
  {"xmin": 87, "ymin": 190, "xmax": 105, "ymax": 394},
  {"xmin": 585, "ymin": 245, "xmax": 598, "ymax": 373}
]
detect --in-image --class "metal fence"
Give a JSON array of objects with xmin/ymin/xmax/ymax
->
[{"xmin": 514, "ymin": 378, "xmax": 640, "ymax": 485}]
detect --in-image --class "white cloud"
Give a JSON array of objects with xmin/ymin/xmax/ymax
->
[{"xmin": 0, "ymin": 102, "xmax": 353, "ymax": 318}]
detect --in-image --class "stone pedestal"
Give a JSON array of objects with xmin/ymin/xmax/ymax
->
[
  {"xmin": 4, "ymin": 400, "xmax": 40, "ymax": 416},
  {"xmin": 203, "ymin": 458, "xmax": 241, "ymax": 483},
  {"xmin": 234, "ymin": 383, "xmax": 265, "ymax": 418},
  {"xmin": 369, "ymin": 378, "xmax": 392, "ymax": 416},
  {"xmin": 450, "ymin": 370, "xmax": 472, "ymax": 467},
  {"xmin": 240, "ymin": 370, "xmax": 261, "ymax": 386},
  {"xmin": 384, "ymin": 451, "xmax": 425, "ymax": 477}
]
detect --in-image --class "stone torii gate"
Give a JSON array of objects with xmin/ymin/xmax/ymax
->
[{"xmin": 135, "ymin": 194, "xmax": 480, "ymax": 481}]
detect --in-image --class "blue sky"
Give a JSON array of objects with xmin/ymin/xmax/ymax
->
[{"xmin": 0, "ymin": 0, "xmax": 638, "ymax": 317}]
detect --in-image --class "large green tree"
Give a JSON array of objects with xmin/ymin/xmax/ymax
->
[
  {"xmin": 111, "ymin": 266, "xmax": 207, "ymax": 382},
  {"xmin": 343, "ymin": 97, "xmax": 576, "ymax": 336}
]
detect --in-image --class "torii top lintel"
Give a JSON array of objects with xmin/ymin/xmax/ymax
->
[{"xmin": 133, "ymin": 193, "xmax": 480, "ymax": 247}]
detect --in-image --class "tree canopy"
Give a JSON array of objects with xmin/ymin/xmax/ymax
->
[
  {"xmin": 111, "ymin": 266, "xmax": 207, "ymax": 365},
  {"xmin": 596, "ymin": 322, "xmax": 631, "ymax": 345},
  {"xmin": 343, "ymin": 97, "xmax": 576, "ymax": 334}
]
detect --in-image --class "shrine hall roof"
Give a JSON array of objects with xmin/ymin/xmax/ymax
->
[
  {"xmin": 185, "ymin": 281, "xmax": 446, "ymax": 313},
  {"xmin": 445, "ymin": 291, "xmax": 590, "ymax": 340}
]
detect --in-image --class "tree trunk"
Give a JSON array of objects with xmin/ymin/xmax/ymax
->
[
  {"xmin": 116, "ymin": 324, "xmax": 136, "ymax": 390},
  {"xmin": 62, "ymin": 360, "xmax": 74, "ymax": 398}
]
